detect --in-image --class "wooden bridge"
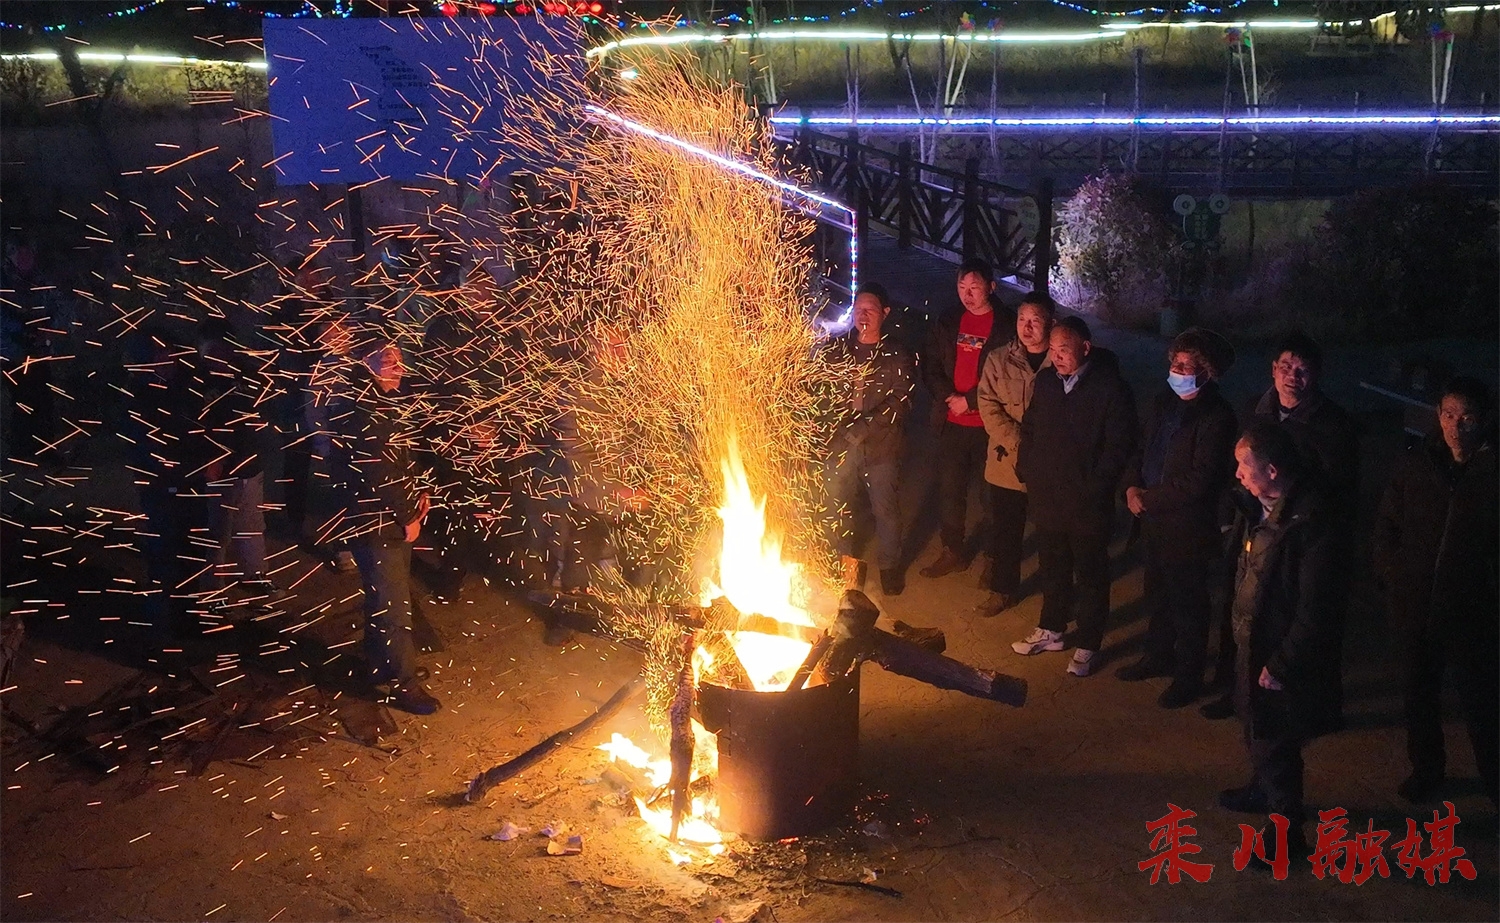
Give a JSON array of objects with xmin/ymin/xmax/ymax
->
[{"xmin": 779, "ymin": 120, "xmax": 1499, "ymax": 292}]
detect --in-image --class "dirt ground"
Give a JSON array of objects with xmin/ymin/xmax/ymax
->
[{"xmin": 3, "ymin": 328, "xmax": 1498, "ymax": 922}]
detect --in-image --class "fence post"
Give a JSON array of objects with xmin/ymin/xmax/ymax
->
[
  {"xmin": 962, "ymin": 155, "xmax": 980, "ymax": 262},
  {"xmin": 844, "ymin": 128, "xmax": 867, "ymax": 250},
  {"xmin": 897, "ymin": 140, "xmax": 914, "ymax": 249},
  {"xmin": 1033, "ymin": 177, "xmax": 1054, "ymax": 298}
]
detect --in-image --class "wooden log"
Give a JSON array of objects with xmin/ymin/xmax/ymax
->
[
  {"xmin": 667, "ymin": 633, "xmax": 696, "ymax": 842},
  {"xmin": 863, "ymin": 629, "xmax": 1027, "ymax": 707},
  {"xmin": 823, "ymin": 590, "xmax": 1027, "ymax": 707},
  {"xmin": 464, "ymin": 675, "xmax": 645, "ymax": 803},
  {"xmin": 784, "ymin": 631, "xmax": 832, "ymax": 692}
]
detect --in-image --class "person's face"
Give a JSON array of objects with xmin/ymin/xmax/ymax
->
[
  {"xmin": 1272, "ymin": 351, "xmax": 1316, "ymax": 408},
  {"xmin": 956, "ymin": 272, "xmax": 993, "ymax": 314},
  {"xmin": 1438, "ymin": 394, "xmax": 1481, "ymax": 459},
  {"xmin": 1048, "ymin": 328, "xmax": 1089, "ymax": 377},
  {"xmin": 369, "ymin": 345, "xmax": 405, "ymax": 392},
  {"xmin": 1169, "ymin": 350, "xmax": 1209, "ymax": 397},
  {"xmin": 1234, "ymin": 439, "xmax": 1279, "ymax": 501},
  {"xmin": 853, "ymin": 293, "xmax": 889, "ymax": 339},
  {"xmin": 1016, "ymin": 303, "xmax": 1051, "ymax": 353}
]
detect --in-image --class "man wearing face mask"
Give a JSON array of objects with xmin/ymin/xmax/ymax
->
[
  {"xmin": 826, "ymin": 283, "xmax": 916, "ymax": 596},
  {"xmin": 1117, "ymin": 329, "xmax": 1238, "ymax": 707},
  {"xmin": 1373, "ymin": 376, "xmax": 1497, "ymax": 807}
]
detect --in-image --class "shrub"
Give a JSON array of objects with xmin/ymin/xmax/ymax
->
[
  {"xmin": 1204, "ymin": 183, "xmax": 1499, "ymax": 342},
  {"xmin": 1050, "ymin": 172, "xmax": 1177, "ymax": 329}
]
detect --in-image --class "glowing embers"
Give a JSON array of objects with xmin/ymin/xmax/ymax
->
[{"xmin": 598, "ymin": 440, "xmax": 857, "ymax": 851}]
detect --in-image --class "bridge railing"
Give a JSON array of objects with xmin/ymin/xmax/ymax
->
[{"xmin": 778, "ymin": 129, "xmax": 1055, "ymax": 294}]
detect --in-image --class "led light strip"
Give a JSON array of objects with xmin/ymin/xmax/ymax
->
[
  {"xmin": 586, "ymin": 5, "xmax": 1490, "ymax": 58},
  {"xmin": 584, "ymin": 104, "xmax": 859, "ymax": 315},
  {"xmin": 769, "ymin": 112, "xmax": 1500, "ymax": 130},
  {"xmin": 0, "ymin": 50, "xmax": 268, "ymax": 70}
]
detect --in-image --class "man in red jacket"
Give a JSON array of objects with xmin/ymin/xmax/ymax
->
[{"xmin": 919, "ymin": 259, "xmax": 1012, "ymax": 579}]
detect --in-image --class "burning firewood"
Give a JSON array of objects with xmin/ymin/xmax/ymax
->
[
  {"xmin": 667, "ymin": 632, "xmax": 697, "ymax": 842},
  {"xmin": 817, "ymin": 591, "xmax": 1027, "ymax": 707}
]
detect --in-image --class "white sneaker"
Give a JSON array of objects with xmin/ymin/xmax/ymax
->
[
  {"xmin": 1067, "ymin": 648, "xmax": 1097, "ymax": 677},
  {"xmin": 1011, "ymin": 628, "xmax": 1065, "ymax": 656}
]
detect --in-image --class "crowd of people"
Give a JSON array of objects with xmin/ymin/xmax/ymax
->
[
  {"xmin": 3, "ymin": 236, "xmax": 1495, "ymax": 869},
  {"xmin": 825, "ymin": 259, "xmax": 1496, "ymax": 866}
]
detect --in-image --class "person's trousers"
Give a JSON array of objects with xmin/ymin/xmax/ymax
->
[
  {"xmin": 935, "ymin": 421, "xmax": 989, "ymax": 553},
  {"xmin": 282, "ymin": 439, "xmax": 312, "ymax": 536},
  {"xmin": 986, "ymin": 485, "xmax": 1027, "ymax": 595},
  {"xmin": 206, "ymin": 473, "xmax": 267, "ymax": 591},
  {"xmin": 1246, "ymin": 728, "xmax": 1307, "ymax": 828},
  {"xmin": 826, "ymin": 443, "xmax": 902, "ymax": 571},
  {"xmin": 1142, "ymin": 536, "xmax": 1213, "ymax": 686},
  {"xmin": 351, "ymin": 535, "xmax": 419, "ymax": 686},
  {"xmin": 1036, "ymin": 528, "xmax": 1111, "ymax": 652},
  {"xmin": 139, "ymin": 484, "xmax": 201, "ymax": 641},
  {"xmin": 1399, "ymin": 625, "xmax": 1500, "ymax": 801}
]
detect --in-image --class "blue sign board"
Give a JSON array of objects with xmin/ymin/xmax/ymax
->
[{"xmin": 263, "ymin": 16, "xmax": 580, "ymax": 186}]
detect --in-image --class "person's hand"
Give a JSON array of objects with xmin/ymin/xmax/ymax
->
[
  {"xmin": 404, "ymin": 518, "xmax": 422, "ymax": 543},
  {"xmin": 1258, "ymin": 666, "xmax": 1283, "ymax": 691},
  {"xmin": 416, "ymin": 493, "xmax": 431, "ymax": 522},
  {"xmin": 944, "ymin": 393, "xmax": 969, "ymax": 415},
  {"xmin": 1126, "ymin": 486, "xmax": 1147, "ymax": 517}
]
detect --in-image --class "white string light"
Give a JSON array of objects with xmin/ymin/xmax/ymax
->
[{"xmin": 0, "ymin": 50, "xmax": 267, "ymax": 70}]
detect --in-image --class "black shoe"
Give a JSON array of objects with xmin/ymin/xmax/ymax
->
[
  {"xmin": 880, "ymin": 568, "xmax": 906, "ymax": 596},
  {"xmin": 1158, "ymin": 681, "xmax": 1205, "ymax": 709},
  {"xmin": 919, "ymin": 548, "xmax": 969, "ymax": 579},
  {"xmin": 1397, "ymin": 772, "xmax": 1444, "ymax": 803},
  {"xmin": 1199, "ymin": 694, "xmax": 1235, "ymax": 720},
  {"xmin": 1115, "ymin": 658, "xmax": 1173, "ymax": 682},
  {"xmin": 388, "ymin": 680, "xmax": 441, "ymax": 715},
  {"xmin": 1218, "ymin": 783, "xmax": 1269, "ymax": 815}
]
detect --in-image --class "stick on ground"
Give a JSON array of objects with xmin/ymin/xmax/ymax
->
[{"xmin": 464, "ymin": 675, "xmax": 645, "ymax": 803}]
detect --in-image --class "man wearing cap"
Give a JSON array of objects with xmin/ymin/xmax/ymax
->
[
  {"xmin": 330, "ymin": 339, "xmax": 441, "ymax": 715},
  {"xmin": 1117, "ymin": 329, "xmax": 1239, "ymax": 708}
]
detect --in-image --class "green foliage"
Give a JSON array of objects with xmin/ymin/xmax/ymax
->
[
  {"xmin": 1203, "ymin": 183, "xmax": 1498, "ymax": 342},
  {"xmin": 1052, "ymin": 172, "xmax": 1176, "ymax": 328},
  {"xmin": 1308, "ymin": 182, "xmax": 1498, "ymax": 339}
]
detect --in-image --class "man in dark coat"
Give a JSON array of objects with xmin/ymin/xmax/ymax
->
[
  {"xmin": 919, "ymin": 259, "xmax": 1013, "ymax": 578},
  {"xmin": 330, "ymin": 339, "xmax": 440, "ymax": 715},
  {"xmin": 1219, "ymin": 423, "xmax": 1343, "ymax": 865},
  {"xmin": 1118, "ymin": 329, "xmax": 1238, "ymax": 707},
  {"xmin": 826, "ymin": 283, "xmax": 915, "ymax": 596},
  {"xmin": 1012, "ymin": 316, "xmax": 1137, "ymax": 678},
  {"xmin": 1202, "ymin": 330, "xmax": 1359, "ymax": 721},
  {"xmin": 1373, "ymin": 376, "xmax": 1498, "ymax": 806}
]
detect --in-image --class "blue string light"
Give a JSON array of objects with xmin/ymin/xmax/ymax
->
[{"xmin": 0, "ymin": 0, "xmax": 333, "ymax": 33}]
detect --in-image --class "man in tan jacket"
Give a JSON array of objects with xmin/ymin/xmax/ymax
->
[{"xmin": 975, "ymin": 293, "xmax": 1055, "ymax": 617}]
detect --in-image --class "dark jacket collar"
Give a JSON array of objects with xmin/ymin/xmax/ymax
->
[{"xmin": 1255, "ymin": 386, "xmax": 1327, "ymax": 422}]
